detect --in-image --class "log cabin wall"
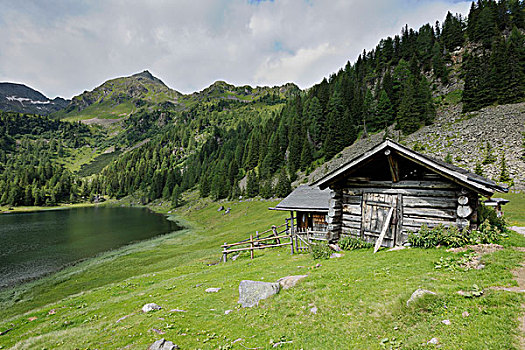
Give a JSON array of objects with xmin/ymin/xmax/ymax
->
[{"xmin": 333, "ymin": 180, "xmax": 479, "ymax": 247}]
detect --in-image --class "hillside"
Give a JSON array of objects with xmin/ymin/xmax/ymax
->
[
  {"xmin": 0, "ymin": 83, "xmax": 69, "ymax": 116},
  {"xmin": 55, "ymin": 70, "xmax": 182, "ymax": 122},
  {"xmin": 1, "ymin": 198, "xmax": 524, "ymax": 349}
]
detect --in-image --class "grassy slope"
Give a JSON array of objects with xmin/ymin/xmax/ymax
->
[
  {"xmin": 500, "ymin": 192, "xmax": 525, "ymax": 226},
  {"xmin": 0, "ymin": 199, "xmax": 524, "ymax": 349}
]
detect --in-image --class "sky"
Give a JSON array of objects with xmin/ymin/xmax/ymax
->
[{"xmin": 0, "ymin": 0, "xmax": 472, "ymax": 99}]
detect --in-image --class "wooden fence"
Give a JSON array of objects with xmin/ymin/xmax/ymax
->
[{"xmin": 221, "ymin": 218, "xmax": 296, "ymax": 262}]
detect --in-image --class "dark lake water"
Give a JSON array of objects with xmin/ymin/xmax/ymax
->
[{"xmin": 0, "ymin": 207, "xmax": 179, "ymax": 289}]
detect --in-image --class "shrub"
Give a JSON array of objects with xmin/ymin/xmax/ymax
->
[
  {"xmin": 339, "ymin": 236, "xmax": 373, "ymax": 250},
  {"xmin": 310, "ymin": 242, "xmax": 332, "ymax": 259},
  {"xmin": 478, "ymin": 203, "xmax": 507, "ymax": 232},
  {"xmin": 408, "ymin": 221, "xmax": 506, "ymax": 248}
]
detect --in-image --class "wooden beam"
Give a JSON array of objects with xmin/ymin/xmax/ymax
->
[
  {"xmin": 374, "ymin": 207, "xmax": 394, "ymax": 253},
  {"xmin": 385, "ymin": 150, "xmax": 400, "ymax": 183}
]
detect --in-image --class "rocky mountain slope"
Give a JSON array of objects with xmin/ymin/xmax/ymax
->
[{"xmin": 0, "ymin": 82, "xmax": 69, "ymax": 116}]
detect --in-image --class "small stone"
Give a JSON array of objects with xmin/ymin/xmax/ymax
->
[
  {"xmin": 48, "ymin": 309, "xmax": 56, "ymax": 315},
  {"xmin": 151, "ymin": 328, "xmax": 166, "ymax": 335},
  {"xmin": 441, "ymin": 319, "xmax": 451, "ymax": 325},
  {"xmin": 328, "ymin": 244, "xmax": 342, "ymax": 252},
  {"xmin": 315, "ymin": 263, "xmax": 322, "ymax": 268},
  {"xmin": 462, "ymin": 311, "xmax": 470, "ymax": 318},
  {"xmin": 231, "ymin": 254, "xmax": 240, "ymax": 261},
  {"xmin": 427, "ymin": 338, "xmax": 439, "ymax": 345},
  {"xmin": 218, "ymin": 206, "xmax": 224, "ymax": 212},
  {"xmin": 277, "ymin": 275, "xmax": 308, "ymax": 290},
  {"xmin": 142, "ymin": 303, "xmax": 162, "ymax": 313},
  {"xmin": 330, "ymin": 252, "xmax": 342, "ymax": 258},
  {"xmin": 387, "ymin": 246, "xmax": 406, "ymax": 252},
  {"xmin": 310, "ymin": 306, "xmax": 318, "ymax": 314},
  {"xmin": 169, "ymin": 309, "xmax": 187, "ymax": 313},
  {"xmin": 205, "ymin": 288, "xmax": 221, "ymax": 293},
  {"xmin": 148, "ymin": 338, "xmax": 179, "ymax": 350},
  {"xmin": 224, "ymin": 309, "xmax": 233, "ymax": 315},
  {"xmin": 476, "ymin": 264, "xmax": 485, "ymax": 270}
]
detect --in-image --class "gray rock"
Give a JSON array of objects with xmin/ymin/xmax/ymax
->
[
  {"xmin": 142, "ymin": 303, "xmax": 162, "ymax": 313},
  {"xmin": 310, "ymin": 306, "xmax": 318, "ymax": 314},
  {"xmin": 328, "ymin": 244, "xmax": 342, "ymax": 252},
  {"xmin": 225, "ymin": 208, "xmax": 231, "ymax": 214},
  {"xmin": 441, "ymin": 319, "xmax": 451, "ymax": 325},
  {"xmin": 277, "ymin": 275, "xmax": 308, "ymax": 290},
  {"xmin": 224, "ymin": 309, "xmax": 233, "ymax": 315},
  {"xmin": 218, "ymin": 206, "xmax": 224, "ymax": 212},
  {"xmin": 205, "ymin": 287, "xmax": 221, "ymax": 293},
  {"xmin": 238, "ymin": 280, "xmax": 280, "ymax": 307},
  {"xmin": 148, "ymin": 338, "xmax": 179, "ymax": 350},
  {"xmin": 387, "ymin": 246, "xmax": 406, "ymax": 252},
  {"xmin": 406, "ymin": 289, "xmax": 436, "ymax": 307},
  {"xmin": 330, "ymin": 252, "xmax": 342, "ymax": 258},
  {"xmin": 427, "ymin": 337, "xmax": 439, "ymax": 345}
]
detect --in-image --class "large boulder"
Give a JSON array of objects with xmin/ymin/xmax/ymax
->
[
  {"xmin": 148, "ymin": 338, "xmax": 179, "ymax": 350},
  {"xmin": 238, "ymin": 280, "xmax": 280, "ymax": 308},
  {"xmin": 276, "ymin": 275, "xmax": 308, "ymax": 290},
  {"xmin": 406, "ymin": 289, "xmax": 436, "ymax": 306}
]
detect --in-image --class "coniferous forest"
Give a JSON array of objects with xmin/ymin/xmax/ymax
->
[{"xmin": 0, "ymin": 0, "xmax": 524, "ymax": 208}]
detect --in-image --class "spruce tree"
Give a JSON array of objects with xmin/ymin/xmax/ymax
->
[
  {"xmin": 275, "ymin": 168, "xmax": 291, "ymax": 198},
  {"xmin": 246, "ymin": 171, "xmax": 259, "ymax": 198},
  {"xmin": 499, "ymin": 153, "xmax": 511, "ymax": 182}
]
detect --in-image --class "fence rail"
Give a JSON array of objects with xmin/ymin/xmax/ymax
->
[{"xmin": 221, "ymin": 218, "xmax": 332, "ymax": 262}]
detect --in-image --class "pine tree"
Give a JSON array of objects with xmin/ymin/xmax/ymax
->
[
  {"xmin": 275, "ymin": 168, "xmax": 291, "ymax": 198},
  {"xmin": 499, "ymin": 153, "xmax": 511, "ymax": 182},
  {"xmin": 300, "ymin": 138, "xmax": 313, "ymax": 171},
  {"xmin": 474, "ymin": 162, "xmax": 484, "ymax": 176},
  {"xmin": 171, "ymin": 185, "xmax": 181, "ymax": 207},
  {"xmin": 376, "ymin": 90, "xmax": 394, "ymax": 128},
  {"xmin": 246, "ymin": 170, "xmax": 259, "ymax": 198}
]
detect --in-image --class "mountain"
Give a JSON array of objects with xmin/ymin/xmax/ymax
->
[
  {"xmin": 0, "ymin": 82, "xmax": 69, "ymax": 116},
  {"xmin": 56, "ymin": 70, "xmax": 183, "ymax": 120}
]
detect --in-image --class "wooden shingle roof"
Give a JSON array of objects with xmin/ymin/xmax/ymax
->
[{"xmin": 270, "ymin": 185, "xmax": 330, "ymax": 212}]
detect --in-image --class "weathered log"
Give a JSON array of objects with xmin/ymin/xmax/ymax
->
[
  {"xmin": 403, "ymin": 207, "xmax": 456, "ymax": 220},
  {"xmin": 457, "ymin": 205, "xmax": 473, "ymax": 218},
  {"xmin": 345, "ymin": 187, "xmax": 458, "ymax": 197},
  {"xmin": 342, "ymin": 204, "xmax": 362, "ymax": 215},
  {"xmin": 345, "ymin": 180, "xmax": 458, "ymax": 189},
  {"xmin": 458, "ymin": 195, "xmax": 469, "ymax": 205},
  {"xmin": 403, "ymin": 196, "xmax": 457, "ymax": 208}
]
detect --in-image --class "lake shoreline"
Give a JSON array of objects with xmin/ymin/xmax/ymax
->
[{"xmin": 0, "ymin": 206, "xmax": 183, "ymax": 293}]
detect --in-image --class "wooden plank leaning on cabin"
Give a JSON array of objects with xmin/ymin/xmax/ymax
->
[{"xmin": 374, "ymin": 207, "xmax": 395, "ymax": 253}]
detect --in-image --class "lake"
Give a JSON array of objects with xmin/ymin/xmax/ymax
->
[{"xmin": 0, "ymin": 206, "xmax": 179, "ymax": 289}]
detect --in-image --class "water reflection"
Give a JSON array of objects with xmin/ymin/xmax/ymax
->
[{"xmin": 0, "ymin": 207, "xmax": 178, "ymax": 288}]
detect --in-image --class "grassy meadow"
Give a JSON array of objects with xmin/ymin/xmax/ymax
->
[{"xmin": 0, "ymin": 197, "xmax": 524, "ymax": 349}]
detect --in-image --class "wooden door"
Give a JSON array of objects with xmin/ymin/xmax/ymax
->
[{"xmin": 360, "ymin": 193, "xmax": 398, "ymax": 247}]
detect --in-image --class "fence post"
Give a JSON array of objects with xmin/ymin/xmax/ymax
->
[
  {"xmin": 250, "ymin": 234, "xmax": 254, "ymax": 259},
  {"xmin": 222, "ymin": 242, "xmax": 228, "ymax": 262}
]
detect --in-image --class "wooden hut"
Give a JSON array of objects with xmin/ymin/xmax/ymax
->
[
  {"xmin": 311, "ymin": 140, "xmax": 508, "ymax": 247},
  {"xmin": 269, "ymin": 185, "xmax": 330, "ymax": 238}
]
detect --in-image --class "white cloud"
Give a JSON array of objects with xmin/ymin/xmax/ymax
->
[{"xmin": 0, "ymin": 0, "xmax": 472, "ymax": 98}]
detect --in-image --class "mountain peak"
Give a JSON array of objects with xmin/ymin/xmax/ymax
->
[{"xmin": 131, "ymin": 70, "xmax": 165, "ymax": 86}]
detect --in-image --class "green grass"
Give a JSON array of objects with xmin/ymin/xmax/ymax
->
[
  {"xmin": 0, "ymin": 199, "xmax": 524, "ymax": 349},
  {"xmin": 500, "ymin": 192, "xmax": 525, "ymax": 226},
  {"xmin": 77, "ymin": 150, "xmax": 123, "ymax": 176}
]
